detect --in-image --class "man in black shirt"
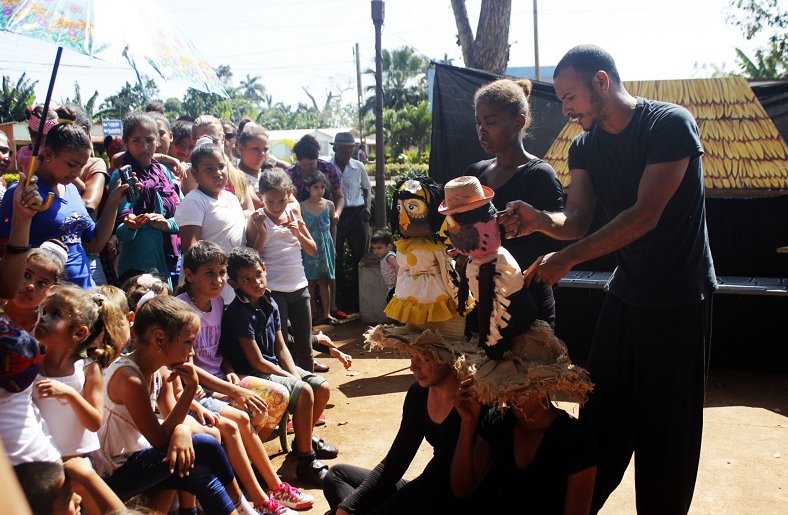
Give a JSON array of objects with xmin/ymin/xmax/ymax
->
[{"xmin": 501, "ymin": 45, "xmax": 716, "ymax": 515}]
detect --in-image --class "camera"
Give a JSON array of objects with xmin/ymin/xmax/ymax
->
[{"xmin": 118, "ymin": 165, "xmax": 137, "ymax": 203}]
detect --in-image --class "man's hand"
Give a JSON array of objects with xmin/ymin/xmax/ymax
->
[
  {"xmin": 498, "ymin": 200, "xmax": 541, "ymax": 239},
  {"xmin": 533, "ymin": 251, "xmax": 575, "ymax": 287}
]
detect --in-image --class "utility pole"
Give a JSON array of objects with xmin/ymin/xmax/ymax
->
[
  {"xmin": 371, "ymin": 0, "xmax": 386, "ymax": 229},
  {"xmin": 354, "ymin": 43, "xmax": 364, "ymax": 147},
  {"xmin": 533, "ymin": 0, "xmax": 540, "ymax": 81}
]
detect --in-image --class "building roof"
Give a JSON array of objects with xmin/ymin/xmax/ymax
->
[{"xmin": 544, "ymin": 77, "xmax": 788, "ymax": 196}]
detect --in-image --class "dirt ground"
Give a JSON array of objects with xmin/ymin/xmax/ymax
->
[{"xmin": 264, "ymin": 319, "xmax": 788, "ymax": 515}]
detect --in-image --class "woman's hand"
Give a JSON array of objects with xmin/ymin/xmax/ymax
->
[
  {"xmin": 454, "ymin": 375, "xmax": 482, "ymax": 424},
  {"xmin": 13, "ymin": 172, "xmax": 44, "ymax": 217},
  {"xmin": 167, "ymin": 424, "xmax": 195, "ymax": 477},
  {"xmin": 122, "ymin": 213, "xmax": 146, "ymax": 230}
]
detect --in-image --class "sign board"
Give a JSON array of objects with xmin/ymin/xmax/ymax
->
[{"xmin": 102, "ymin": 119, "xmax": 123, "ymax": 137}]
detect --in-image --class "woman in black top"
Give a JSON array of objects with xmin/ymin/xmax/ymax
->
[{"xmin": 468, "ymin": 78, "xmax": 565, "ymax": 326}]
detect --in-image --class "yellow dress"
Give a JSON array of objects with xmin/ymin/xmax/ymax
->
[{"xmin": 384, "ymin": 238, "xmax": 459, "ymax": 324}]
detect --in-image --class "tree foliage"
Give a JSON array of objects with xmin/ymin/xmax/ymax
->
[
  {"xmin": 0, "ymin": 73, "xmax": 37, "ymax": 123},
  {"xmin": 95, "ymin": 78, "xmax": 160, "ymax": 120},
  {"xmin": 728, "ymin": 0, "xmax": 787, "ymax": 78},
  {"xmin": 450, "ymin": 0, "xmax": 512, "ymax": 74},
  {"xmin": 61, "ymin": 82, "xmax": 99, "ymax": 119},
  {"xmin": 362, "ymin": 47, "xmax": 430, "ymax": 115}
]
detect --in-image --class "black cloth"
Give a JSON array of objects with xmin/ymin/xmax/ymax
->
[
  {"xmin": 464, "ymin": 408, "xmax": 596, "ymax": 514},
  {"xmin": 468, "ymin": 158, "xmax": 565, "ymax": 326},
  {"xmin": 335, "ymin": 205, "xmax": 370, "ymax": 311},
  {"xmin": 567, "ymin": 98, "xmax": 717, "ymax": 307},
  {"xmin": 586, "ymin": 295, "xmax": 712, "ymax": 515},
  {"xmin": 326, "ymin": 382, "xmax": 461, "ymax": 514}
]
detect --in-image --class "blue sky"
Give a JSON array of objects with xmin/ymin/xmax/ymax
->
[{"xmin": 0, "ymin": 0, "xmax": 774, "ymax": 111}]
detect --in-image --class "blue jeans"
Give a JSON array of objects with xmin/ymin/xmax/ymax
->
[{"xmin": 104, "ymin": 434, "xmax": 236, "ymax": 514}]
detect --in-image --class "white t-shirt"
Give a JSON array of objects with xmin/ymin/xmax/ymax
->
[
  {"xmin": 0, "ymin": 386, "xmax": 61, "ymax": 465},
  {"xmin": 331, "ymin": 157, "xmax": 370, "ymax": 207},
  {"xmin": 260, "ymin": 211, "xmax": 308, "ymax": 292},
  {"xmin": 177, "ymin": 294, "xmax": 225, "ymax": 378},
  {"xmin": 175, "ymin": 189, "xmax": 246, "ymax": 304},
  {"xmin": 33, "ymin": 359, "xmax": 100, "ymax": 456}
]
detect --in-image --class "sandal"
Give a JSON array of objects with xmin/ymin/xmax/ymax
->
[{"xmin": 331, "ymin": 310, "xmax": 348, "ymax": 320}]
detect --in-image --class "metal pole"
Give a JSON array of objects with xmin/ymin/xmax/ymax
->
[
  {"xmin": 355, "ymin": 43, "xmax": 364, "ymax": 145},
  {"xmin": 371, "ymin": 0, "xmax": 386, "ymax": 229},
  {"xmin": 533, "ymin": 0, "xmax": 540, "ymax": 81}
]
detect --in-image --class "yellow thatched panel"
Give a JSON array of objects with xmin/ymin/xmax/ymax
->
[{"xmin": 544, "ymin": 76, "xmax": 788, "ymax": 195}]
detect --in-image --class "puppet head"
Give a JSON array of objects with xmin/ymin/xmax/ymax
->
[
  {"xmin": 439, "ymin": 176, "xmax": 500, "ymax": 259},
  {"xmin": 391, "ymin": 176, "xmax": 444, "ymax": 239}
]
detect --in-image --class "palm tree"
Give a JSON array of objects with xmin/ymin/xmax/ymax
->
[
  {"xmin": 239, "ymin": 74, "xmax": 267, "ymax": 102},
  {"xmin": 0, "ymin": 73, "xmax": 38, "ymax": 123},
  {"xmin": 62, "ymin": 82, "xmax": 100, "ymax": 120},
  {"xmin": 362, "ymin": 47, "xmax": 429, "ymax": 115},
  {"xmin": 735, "ymin": 44, "xmax": 787, "ymax": 79}
]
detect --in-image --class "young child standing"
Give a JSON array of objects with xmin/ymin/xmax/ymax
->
[
  {"xmin": 220, "ymin": 247, "xmax": 338, "ymax": 486},
  {"xmin": 247, "ymin": 169, "xmax": 317, "ymax": 372},
  {"xmin": 175, "ymin": 141, "xmax": 246, "ymax": 304},
  {"xmin": 110, "ymin": 111, "xmax": 182, "ymax": 288},
  {"xmin": 3, "ymin": 240, "xmax": 66, "ymax": 332},
  {"xmin": 236, "ymin": 123, "xmax": 271, "ymax": 209},
  {"xmin": 371, "ymin": 230, "xmax": 398, "ymax": 301},
  {"xmin": 92, "ymin": 295, "xmax": 250, "ymax": 515},
  {"xmin": 299, "ymin": 172, "xmax": 337, "ymax": 325},
  {"xmin": 174, "ymin": 241, "xmax": 314, "ymax": 512}
]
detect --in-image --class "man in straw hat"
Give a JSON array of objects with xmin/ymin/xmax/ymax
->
[
  {"xmin": 323, "ymin": 329, "xmax": 479, "ymax": 515},
  {"xmin": 451, "ymin": 321, "xmax": 596, "ymax": 513},
  {"xmin": 330, "ymin": 132, "xmax": 371, "ymax": 315},
  {"xmin": 500, "ymin": 45, "xmax": 715, "ymax": 514},
  {"xmin": 440, "ymin": 175, "xmax": 538, "ymax": 359}
]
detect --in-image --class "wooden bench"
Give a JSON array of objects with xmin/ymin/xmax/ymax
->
[{"xmin": 557, "ymin": 271, "xmax": 788, "ymax": 297}]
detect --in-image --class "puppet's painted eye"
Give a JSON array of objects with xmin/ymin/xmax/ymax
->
[{"xmin": 404, "ymin": 199, "xmax": 427, "ymax": 218}]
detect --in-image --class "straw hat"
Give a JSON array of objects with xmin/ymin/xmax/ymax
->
[
  {"xmin": 469, "ymin": 320, "xmax": 593, "ymax": 408},
  {"xmin": 365, "ymin": 325, "xmax": 481, "ymax": 378},
  {"xmin": 438, "ymin": 176, "xmax": 495, "ymax": 215}
]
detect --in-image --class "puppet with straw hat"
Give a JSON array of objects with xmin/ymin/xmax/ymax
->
[{"xmin": 440, "ymin": 175, "xmax": 539, "ymax": 359}]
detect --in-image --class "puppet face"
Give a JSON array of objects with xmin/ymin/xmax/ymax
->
[
  {"xmin": 445, "ymin": 207, "xmax": 501, "ymax": 259},
  {"xmin": 397, "ymin": 180, "xmax": 433, "ymax": 238}
]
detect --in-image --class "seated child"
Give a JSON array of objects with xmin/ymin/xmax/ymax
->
[
  {"xmin": 174, "ymin": 240, "xmax": 313, "ymax": 511},
  {"xmin": 13, "ymin": 461, "xmax": 81, "ymax": 515},
  {"xmin": 220, "ymin": 246, "xmax": 338, "ymax": 486},
  {"xmin": 3, "ymin": 239, "xmax": 67, "ymax": 332}
]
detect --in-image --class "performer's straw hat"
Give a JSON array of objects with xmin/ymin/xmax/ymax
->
[{"xmin": 469, "ymin": 320, "xmax": 593, "ymax": 409}]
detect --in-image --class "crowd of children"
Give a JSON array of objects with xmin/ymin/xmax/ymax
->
[{"xmin": 0, "ymin": 88, "xmax": 603, "ymax": 515}]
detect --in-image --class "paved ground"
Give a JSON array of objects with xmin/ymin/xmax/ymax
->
[{"xmin": 265, "ymin": 319, "xmax": 787, "ymax": 515}]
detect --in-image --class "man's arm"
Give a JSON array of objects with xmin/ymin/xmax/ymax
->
[{"xmin": 534, "ymin": 157, "xmax": 690, "ymax": 285}]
